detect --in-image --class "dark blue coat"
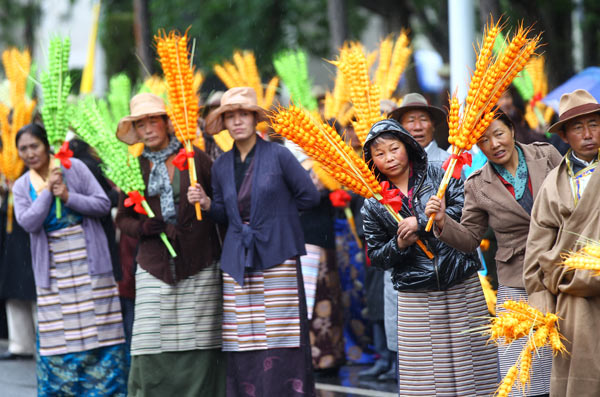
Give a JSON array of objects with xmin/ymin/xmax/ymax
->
[{"xmin": 209, "ymin": 137, "xmax": 320, "ymax": 284}]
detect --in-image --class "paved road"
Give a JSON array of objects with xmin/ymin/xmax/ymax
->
[
  {"xmin": 0, "ymin": 339, "xmax": 397, "ymax": 396},
  {"xmin": 0, "ymin": 341, "xmax": 36, "ymax": 397}
]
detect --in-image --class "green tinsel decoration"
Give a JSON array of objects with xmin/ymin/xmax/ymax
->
[
  {"xmin": 40, "ymin": 36, "xmax": 72, "ymax": 218},
  {"xmin": 273, "ymin": 49, "xmax": 318, "ymax": 111},
  {"xmin": 71, "ymin": 96, "xmax": 176, "ymax": 257},
  {"xmin": 107, "ymin": 73, "xmax": 131, "ymax": 129},
  {"xmin": 493, "ymin": 32, "xmax": 534, "ymax": 101},
  {"xmin": 41, "ymin": 36, "xmax": 71, "ymax": 149}
]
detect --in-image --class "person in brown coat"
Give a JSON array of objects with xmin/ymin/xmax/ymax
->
[
  {"xmin": 522, "ymin": 89, "xmax": 600, "ymax": 397},
  {"xmin": 425, "ymin": 110, "xmax": 562, "ymax": 396},
  {"xmin": 115, "ymin": 93, "xmax": 225, "ymax": 396}
]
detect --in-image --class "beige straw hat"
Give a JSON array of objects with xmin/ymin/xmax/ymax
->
[
  {"xmin": 204, "ymin": 87, "xmax": 267, "ymax": 135},
  {"xmin": 547, "ymin": 89, "xmax": 600, "ymax": 133},
  {"xmin": 116, "ymin": 93, "xmax": 169, "ymax": 144}
]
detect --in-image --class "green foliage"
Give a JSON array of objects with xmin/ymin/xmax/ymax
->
[
  {"xmin": 99, "ymin": 6, "xmax": 139, "ymax": 83},
  {"xmin": 149, "ymin": 0, "xmax": 366, "ymax": 77},
  {"xmin": 41, "ymin": 36, "xmax": 72, "ymax": 148}
]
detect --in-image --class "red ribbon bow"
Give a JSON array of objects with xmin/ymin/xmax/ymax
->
[
  {"xmin": 173, "ymin": 149, "xmax": 194, "ymax": 171},
  {"xmin": 531, "ymin": 92, "xmax": 543, "ymax": 108},
  {"xmin": 442, "ymin": 152, "xmax": 472, "ymax": 179},
  {"xmin": 329, "ymin": 189, "xmax": 352, "ymax": 208},
  {"xmin": 124, "ymin": 191, "xmax": 147, "ymax": 215},
  {"xmin": 379, "ymin": 181, "xmax": 403, "ymax": 213},
  {"xmin": 55, "ymin": 141, "xmax": 74, "ymax": 169}
]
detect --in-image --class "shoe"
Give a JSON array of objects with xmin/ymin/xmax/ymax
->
[
  {"xmin": 377, "ymin": 364, "xmax": 398, "ymax": 382},
  {"xmin": 358, "ymin": 361, "xmax": 389, "ymax": 378},
  {"xmin": 0, "ymin": 351, "xmax": 34, "ymax": 360}
]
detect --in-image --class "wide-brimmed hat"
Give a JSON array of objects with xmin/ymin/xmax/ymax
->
[
  {"xmin": 204, "ymin": 87, "xmax": 267, "ymax": 135},
  {"xmin": 548, "ymin": 89, "xmax": 600, "ymax": 133},
  {"xmin": 116, "ymin": 93, "xmax": 168, "ymax": 144},
  {"xmin": 388, "ymin": 92, "xmax": 449, "ymax": 148}
]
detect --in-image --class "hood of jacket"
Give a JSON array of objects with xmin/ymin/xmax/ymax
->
[{"xmin": 363, "ymin": 119, "xmax": 428, "ymax": 182}]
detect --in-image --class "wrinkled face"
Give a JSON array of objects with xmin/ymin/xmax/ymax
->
[
  {"xmin": 134, "ymin": 115, "xmax": 170, "ymax": 151},
  {"xmin": 223, "ymin": 109, "xmax": 256, "ymax": 142},
  {"xmin": 477, "ymin": 119, "xmax": 516, "ymax": 166},
  {"xmin": 561, "ymin": 113, "xmax": 600, "ymax": 162},
  {"xmin": 370, "ymin": 137, "xmax": 410, "ymax": 180},
  {"xmin": 400, "ymin": 109, "xmax": 435, "ymax": 148},
  {"xmin": 17, "ymin": 132, "xmax": 50, "ymax": 173}
]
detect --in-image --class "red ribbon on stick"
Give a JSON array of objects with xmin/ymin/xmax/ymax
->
[
  {"xmin": 172, "ymin": 149, "xmax": 194, "ymax": 171},
  {"xmin": 329, "ymin": 189, "xmax": 351, "ymax": 208},
  {"xmin": 442, "ymin": 152, "xmax": 472, "ymax": 179},
  {"xmin": 55, "ymin": 141, "xmax": 74, "ymax": 169},
  {"xmin": 379, "ymin": 181, "xmax": 404, "ymax": 213},
  {"xmin": 530, "ymin": 92, "xmax": 543, "ymax": 108},
  {"xmin": 124, "ymin": 191, "xmax": 147, "ymax": 215}
]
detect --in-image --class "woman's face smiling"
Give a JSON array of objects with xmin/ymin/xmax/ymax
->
[
  {"xmin": 17, "ymin": 132, "xmax": 49, "ymax": 173},
  {"xmin": 370, "ymin": 137, "xmax": 410, "ymax": 180}
]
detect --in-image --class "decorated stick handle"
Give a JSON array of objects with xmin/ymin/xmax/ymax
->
[
  {"xmin": 6, "ymin": 191, "xmax": 13, "ymax": 234},
  {"xmin": 186, "ymin": 143, "xmax": 202, "ymax": 220},
  {"xmin": 141, "ymin": 201, "xmax": 177, "ymax": 258},
  {"xmin": 54, "ymin": 158, "xmax": 62, "ymax": 219},
  {"xmin": 344, "ymin": 207, "xmax": 362, "ymax": 249},
  {"xmin": 382, "ymin": 203, "xmax": 435, "ymax": 260},
  {"xmin": 425, "ymin": 158, "xmax": 458, "ymax": 232}
]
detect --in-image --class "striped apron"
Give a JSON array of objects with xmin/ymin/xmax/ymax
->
[
  {"xmin": 36, "ymin": 224, "xmax": 124, "ymax": 356},
  {"xmin": 222, "ymin": 259, "xmax": 301, "ymax": 352},
  {"xmin": 397, "ymin": 273, "xmax": 499, "ymax": 396},
  {"xmin": 299, "ymin": 244, "xmax": 320, "ymax": 320},
  {"xmin": 130, "ymin": 262, "xmax": 223, "ymax": 356}
]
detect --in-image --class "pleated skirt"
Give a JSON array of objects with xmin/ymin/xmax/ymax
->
[
  {"xmin": 36, "ymin": 224, "xmax": 125, "ymax": 357},
  {"xmin": 397, "ymin": 274, "xmax": 499, "ymax": 396},
  {"xmin": 222, "ymin": 259, "xmax": 315, "ymax": 396}
]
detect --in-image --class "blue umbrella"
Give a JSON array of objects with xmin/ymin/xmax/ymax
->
[{"xmin": 543, "ymin": 67, "xmax": 600, "ymax": 111}]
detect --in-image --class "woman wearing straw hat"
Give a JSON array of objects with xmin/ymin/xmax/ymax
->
[
  {"xmin": 115, "ymin": 93, "xmax": 225, "ymax": 396},
  {"xmin": 425, "ymin": 109, "xmax": 563, "ymax": 396},
  {"xmin": 190, "ymin": 86, "xmax": 320, "ymax": 396},
  {"xmin": 13, "ymin": 124, "xmax": 127, "ymax": 395}
]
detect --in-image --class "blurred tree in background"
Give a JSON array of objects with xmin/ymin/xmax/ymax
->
[{"xmin": 1, "ymin": 0, "xmax": 599, "ymax": 93}]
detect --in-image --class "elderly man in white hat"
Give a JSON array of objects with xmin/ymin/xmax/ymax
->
[{"xmin": 524, "ymin": 88, "xmax": 600, "ymax": 397}]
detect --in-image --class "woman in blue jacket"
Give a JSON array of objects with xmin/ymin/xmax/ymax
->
[{"xmin": 189, "ymin": 87, "xmax": 320, "ymax": 397}]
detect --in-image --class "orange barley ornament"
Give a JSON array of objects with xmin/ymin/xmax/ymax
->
[
  {"xmin": 425, "ymin": 19, "xmax": 540, "ymax": 232},
  {"xmin": 0, "ymin": 48, "xmax": 36, "ymax": 233},
  {"xmin": 155, "ymin": 28, "xmax": 203, "ymax": 220},
  {"xmin": 486, "ymin": 300, "xmax": 567, "ymax": 396},
  {"xmin": 270, "ymin": 106, "xmax": 434, "ymax": 259}
]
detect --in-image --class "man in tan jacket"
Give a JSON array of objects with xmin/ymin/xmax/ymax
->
[{"xmin": 524, "ymin": 89, "xmax": 600, "ymax": 396}]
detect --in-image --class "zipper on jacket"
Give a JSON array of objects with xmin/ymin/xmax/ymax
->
[
  {"xmin": 413, "ymin": 171, "xmax": 441, "ymax": 289},
  {"xmin": 432, "ymin": 249, "xmax": 441, "ymax": 290}
]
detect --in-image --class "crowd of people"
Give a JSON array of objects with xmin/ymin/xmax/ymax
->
[{"xmin": 1, "ymin": 80, "xmax": 599, "ymax": 397}]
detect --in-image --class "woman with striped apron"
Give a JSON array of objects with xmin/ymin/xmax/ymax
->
[
  {"xmin": 362, "ymin": 120, "xmax": 498, "ymax": 396},
  {"xmin": 427, "ymin": 111, "xmax": 562, "ymax": 396},
  {"xmin": 13, "ymin": 124, "xmax": 127, "ymax": 396},
  {"xmin": 115, "ymin": 93, "xmax": 225, "ymax": 396},
  {"xmin": 191, "ymin": 87, "xmax": 320, "ymax": 396}
]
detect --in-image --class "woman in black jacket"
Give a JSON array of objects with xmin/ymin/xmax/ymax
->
[{"xmin": 360, "ymin": 119, "xmax": 498, "ymax": 396}]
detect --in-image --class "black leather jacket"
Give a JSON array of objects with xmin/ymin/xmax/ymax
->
[{"xmin": 360, "ymin": 120, "xmax": 481, "ymax": 291}]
